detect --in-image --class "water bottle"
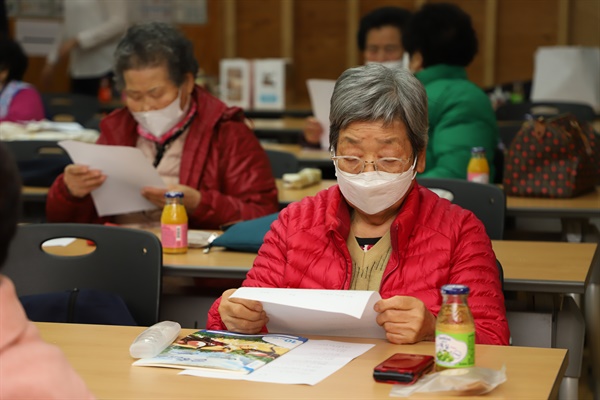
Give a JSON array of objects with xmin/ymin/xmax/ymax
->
[{"xmin": 435, "ymin": 284, "xmax": 475, "ymax": 371}]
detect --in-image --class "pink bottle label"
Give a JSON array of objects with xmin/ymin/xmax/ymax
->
[
  {"xmin": 161, "ymin": 223, "xmax": 188, "ymax": 248},
  {"xmin": 467, "ymin": 172, "xmax": 489, "ymax": 184}
]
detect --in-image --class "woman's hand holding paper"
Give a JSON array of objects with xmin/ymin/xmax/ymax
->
[
  {"xmin": 218, "ymin": 288, "xmax": 269, "ymax": 334},
  {"xmin": 374, "ymin": 295, "xmax": 436, "ymax": 344},
  {"xmin": 63, "ymin": 164, "xmax": 106, "ymax": 198}
]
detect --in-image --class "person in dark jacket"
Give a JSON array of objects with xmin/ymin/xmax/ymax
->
[{"xmin": 46, "ymin": 22, "xmax": 278, "ymax": 229}]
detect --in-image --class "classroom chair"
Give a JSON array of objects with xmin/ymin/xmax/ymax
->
[
  {"xmin": 265, "ymin": 149, "xmax": 300, "ymax": 178},
  {"xmin": 418, "ymin": 178, "xmax": 506, "ymax": 240},
  {"xmin": 3, "ymin": 223, "xmax": 162, "ymax": 326},
  {"xmin": 41, "ymin": 93, "xmax": 100, "ymax": 125}
]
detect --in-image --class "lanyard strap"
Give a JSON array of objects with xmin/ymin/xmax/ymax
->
[{"xmin": 153, "ymin": 113, "xmax": 196, "ymax": 167}]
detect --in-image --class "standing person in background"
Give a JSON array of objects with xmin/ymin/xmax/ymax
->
[
  {"xmin": 46, "ymin": 22, "xmax": 278, "ymax": 230},
  {"xmin": 0, "ymin": 37, "xmax": 45, "ymax": 122},
  {"xmin": 41, "ymin": 0, "xmax": 128, "ymax": 97},
  {"xmin": 303, "ymin": 7, "xmax": 411, "ymax": 147},
  {"xmin": 0, "ymin": 143, "xmax": 94, "ymax": 399},
  {"xmin": 403, "ymin": 3, "xmax": 498, "ymax": 179}
]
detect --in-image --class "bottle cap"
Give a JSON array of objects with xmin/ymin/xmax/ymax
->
[
  {"xmin": 471, "ymin": 146, "xmax": 485, "ymax": 154},
  {"xmin": 441, "ymin": 284, "xmax": 470, "ymax": 295},
  {"xmin": 164, "ymin": 191, "xmax": 184, "ymax": 198}
]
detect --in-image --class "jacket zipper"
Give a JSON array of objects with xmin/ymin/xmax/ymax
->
[{"xmin": 67, "ymin": 288, "xmax": 80, "ymax": 323}]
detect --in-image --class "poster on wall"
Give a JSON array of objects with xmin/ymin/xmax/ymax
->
[
  {"xmin": 253, "ymin": 59, "xmax": 287, "ymax": 110},
  {"xmin": 219, "ymin": 59, "xmax": 252, "ymax": 109},
  {"xmin": 7, "ymin": 0, "xmax": 206, "ymax": 25},
  {"xmin": 128, "ymin": 0, "xmax": 207, "ymax": 24},
  {"xmin": 15, "ymin": 19, "xmax": 61, "ymax": 56}
]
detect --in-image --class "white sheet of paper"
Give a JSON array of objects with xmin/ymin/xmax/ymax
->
[
  {"xmin": 41, "ymin": 238, "xmax": 76, "ymax": 247},
  {"xmin": 179, "ymin": 339, "xmax": 375, "ymax": 385},
  {"xmin": 531, "ymin": 46, "xmax": 600, "ymax": 112},
  {"xmin": 231, "ymin": 288, "xmax": 386, "ymax": 339},
  {"xmin": 307, "ymin": 79, "xmax": 336, "ymax": 150},
  {"xmin": 58, "ymin": 140, "xmax": 166, "ymax": 217}
]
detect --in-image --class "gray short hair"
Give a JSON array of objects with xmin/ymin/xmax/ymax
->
[
  {"xmin": 113, "ymin": 22, "xmax": 199, "ymax": 90},
  {"xmin": 329, "ymin": 64, "xmax": 428, "ymax": 157}
]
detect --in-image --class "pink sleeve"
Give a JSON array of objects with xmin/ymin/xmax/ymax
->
[{"xmin": 1, "ymin": 88, "xmax": 46, "ymax": 122}]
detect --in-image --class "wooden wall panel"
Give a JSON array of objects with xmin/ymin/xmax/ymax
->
[
  {"xmin": 292, "ymin": 0, "xmax": 348, "ymax": 103},
  {"xmin": 496, "ymin": 0, "xmax": 560, "ymax": 84},
  {"xmin": 570, "ymin": 0, "xmax": 600, "ymax": 46},
  {"xmin": 235, "ymin": 0, "xmax": 282, "ymax": 59},
  {"xmin": 429, "ymin": 0, "xmax": 486, "ymax": 86},
  {"xmin": 9, "ymin": 0, "xmax": 599, "ymax": 102},
  {"xmin": 359, "ymin": 0, "xmax": 416, "ymax": 15},
  {"xmin": 179, "ymin": 0, "xmax": 224, "ymax": 78}
]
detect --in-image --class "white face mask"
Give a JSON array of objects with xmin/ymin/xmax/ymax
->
[
  {"xmin": 335, "ymin": 157, "xmax": 417, "ymax": 215},
  {"xmin": 131, "ymin": 90, "xmax": 187, "ymax": 138}
]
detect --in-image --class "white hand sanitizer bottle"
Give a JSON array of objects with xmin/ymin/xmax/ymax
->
[{"xmin": 129, "ymin": 321, "xmax": 181, "ymax": 359}]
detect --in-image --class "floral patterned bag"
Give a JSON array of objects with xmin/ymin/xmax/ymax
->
[{"xmin": 503, "ymin": 114, "xmax": 599, "ymax": 198}]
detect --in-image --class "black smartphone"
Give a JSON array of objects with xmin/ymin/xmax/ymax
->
[{"xmin": 373, "ymin": 353, "xmax": 434, "ymax": 384}]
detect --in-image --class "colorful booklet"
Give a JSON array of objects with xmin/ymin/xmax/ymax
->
[{"xmin": 133, "ymin": 330, "xmax": 307, "ymax": 374}]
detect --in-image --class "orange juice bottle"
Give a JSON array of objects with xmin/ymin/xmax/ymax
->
[
  {"xmin": 467, "ymin": 147, "xmax": 490, "ymax": 184},
  {"xmin": 161, "ymin": 191, "xmax": 188, "ymax": 254},
  {"xmin": 435, "ymin": 284, "xmax": 475, "ymax": 371},
  {"xmin": 97, "ymin": 77, "xmax": 113, "ymax": 103}
]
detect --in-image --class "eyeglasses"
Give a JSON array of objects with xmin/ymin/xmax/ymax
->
[{"xmin": 331, "ymin": 155, "xmax": 411, "ymax": 174}]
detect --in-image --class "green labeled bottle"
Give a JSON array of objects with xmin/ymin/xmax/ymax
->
[{"xmin": 435, "ymin": 284, "xmax": 475, "ymax": 371}]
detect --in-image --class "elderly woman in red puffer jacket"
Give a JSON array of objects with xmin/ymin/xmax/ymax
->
[
  {"xmin": 46, "ymin": 22, "xmax": 277, "ymax": 229},
  {"xmin": 207, "ymin": 64, "xmax": 509, "ymax": 346}
]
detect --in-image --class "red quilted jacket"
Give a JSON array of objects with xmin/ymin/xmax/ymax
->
[
  {"xmin": 45, "ymin": 86, "xmax": 279, "ymax": 229},
  {"xmin": 207, "ymin": 183, "xmax": 510, "ymax": 345}
]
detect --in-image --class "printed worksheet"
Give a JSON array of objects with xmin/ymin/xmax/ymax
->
[
  {"xmin": 59, "ymin": 140, "xmax": 166, "ymax": 216},
  {"xmin": 180, "ymin": 339, "xmax": 375, "ymax": 385},
  {"xmin": 307, "ymin": 79, "xmax": 335, "ymax": 150},
  {"xmin": 230, "ymin": 288, "xmax": 386, "ymax": 339}
]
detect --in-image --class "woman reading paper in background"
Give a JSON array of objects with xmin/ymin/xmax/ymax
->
[
  {"xmin": 46, "ymin": 22, "xmax": 278, "ymax": 229},
  {"xmin": 208, "ymin": 64, "xmax": 509, "ymax": 346}
]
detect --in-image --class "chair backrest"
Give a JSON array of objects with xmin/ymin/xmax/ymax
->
[
  {"xmin": 41, "ymin": 93, "xmax": 100, "ymax": 125},
  {"xmin": 418, "ymin": 178, "xmax": 506, "ymax": 240},
  {"xmin": 265, "ymin": 149, "xmax": 300, "ymax": 178},
  {"xmin": 3, "ymin": 140, "xmax": 71, "ymax": 187},
  {"xmin": 3, "ymin": 224, "xmax": 162, "ymax": 326},
  {"xmin": 2, "ymin": 140, "xmax": 67, "ymax": 161},
  {"xmin": 496, "ymin": 101, "xmax": 596, "ymax": 122}
]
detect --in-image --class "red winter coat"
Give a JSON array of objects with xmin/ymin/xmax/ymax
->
[
  {"xmin": 46, "ymin": 86, "xmax": 279, "ymax": 229},
  {"xmin": 207, "ymin": 183, "xmax": 510, "ymax": 345}
]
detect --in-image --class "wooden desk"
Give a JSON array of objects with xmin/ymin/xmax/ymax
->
[
  {"xmin": 506, "ymin": 186, "xmax": 600, "ymax": 219},
  {"xmin": 21, "ymin": 186, "xmax": 49, "ymax": 202},
  {"xmin": 163, "ymin": 241, "xmax": 596, "ymax": 294},
  {"xmin": 262, "ymin": 143, "xmax": 332, "ymax": 168},
  {"xmin": 276, "ymin": 179, "xmax": 336, "ymax": 205},
  {"xmin": 251, "ymin": 118, "xmax": 306, "ymax": 143},
  {"xmin": 36, "ymin": 322, "xmax": 567, "ymax": 399}
]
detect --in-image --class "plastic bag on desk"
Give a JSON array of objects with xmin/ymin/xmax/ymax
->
[
  {"xmin": 282, "ymin": 168, "xmax": 322, "ymax": 189},
  {"xmin": 390, "ymin": 366, "xmax": 507, "ymax": 397}
]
